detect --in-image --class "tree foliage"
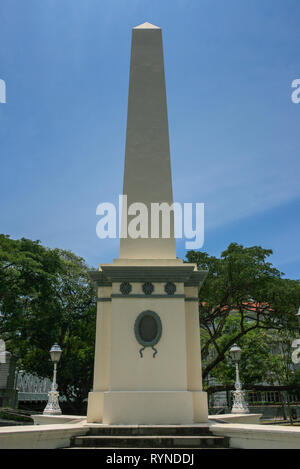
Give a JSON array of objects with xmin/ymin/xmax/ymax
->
[
  {"xmin": 0, "ymin": 235, "xmax": 96, "ymax": 413},
  {"xmin": 209, "ymin": 318, "xmax": 299, "ymax": 389},
  {"xmin": 186, "ymin": 243, "xmax": 300, "ymax": 381}
]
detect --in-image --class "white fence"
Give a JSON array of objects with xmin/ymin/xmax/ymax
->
[{"xmin": 16, "ymin": 371, "xmax": 52, "ymax": 402}]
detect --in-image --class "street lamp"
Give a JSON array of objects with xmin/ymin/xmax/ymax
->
[
  {"xmin": 43, "ymin": 343, "xmax": 62, "ymax": 415},
  {"xmin": 229, "ymin": 343, "xmax": 249, "ymax": 414}
]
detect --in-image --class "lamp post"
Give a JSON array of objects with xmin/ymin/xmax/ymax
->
[
  {"xmin": 43, "ymin": 343, "xmax": 62, "ymax": 415},
  {"xmin": 229, "ymin": 343, "xmax": 249, "ymax": 414}
]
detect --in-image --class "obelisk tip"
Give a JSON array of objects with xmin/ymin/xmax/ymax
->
[{"xmin": 134, "ymin": 22, "xmax": 161, "ymax": 30}]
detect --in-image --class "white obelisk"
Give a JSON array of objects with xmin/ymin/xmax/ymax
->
[
  {"xmin": 120, "ymin": 22, "xmax": 176, "ymax": 260},
  {"xmin": 87, "ymin": 22, "xmax": 208, "ymax": 425}
]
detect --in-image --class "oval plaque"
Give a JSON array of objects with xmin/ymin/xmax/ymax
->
[{"xmin": 134, "ymin": 310, "xmax": 162, "ymax": 358}]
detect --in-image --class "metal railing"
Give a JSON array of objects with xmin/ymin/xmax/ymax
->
[{"xmin": 15, "ymin": 371, "xmax": 52, "ymax": 402}]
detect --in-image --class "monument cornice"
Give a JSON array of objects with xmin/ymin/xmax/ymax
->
[{"xmin": 89, "ymin": 266, "xmax": 208, "ymax": 286}]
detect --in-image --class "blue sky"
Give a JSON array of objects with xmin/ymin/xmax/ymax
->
[{"xmin": 0, "ymin": 0, "xmax": 299, "ymax": 279}]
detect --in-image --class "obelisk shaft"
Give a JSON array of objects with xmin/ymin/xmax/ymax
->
[{"xmin": 120, "ymin": 23, "xmax": 176, "ymax": 259}]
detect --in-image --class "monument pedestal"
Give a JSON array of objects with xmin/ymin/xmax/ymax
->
[
  {"xmin": 87, "ymin": 391, "xmax": 208, "ymax": 425},
  {"xmin": 87, "ymin": 259, "xmax": 208, "ymax": 425}
]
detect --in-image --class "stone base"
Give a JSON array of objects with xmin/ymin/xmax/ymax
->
[
  {"xmin": 209, "ymin": 413, "xmax": 262, "ymax": 424},
  {"xmin": 87, "ymin": 390, "xmax": 208, "ymax": 425},
  {"xmin": 211, "ymin": 422, "xmax": 300, "ymax": 449},
  {"xmin": 0, "ymin": 423, "xmax": 88, "ymax": 449},
  {"xmin": 31, "ymin": 414, "xmax": 86, "ymax": 425}
]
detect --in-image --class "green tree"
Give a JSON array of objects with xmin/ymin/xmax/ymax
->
[
  {"xmin": 207, "ymin": 322, "xmax": 300, "ymax": 421},
  {"xmin": 51, "ymin": 250, "xmax": 96, "ymax": 413},
  {"xmin": 186, "ymin": 243, "xmax": 300, "ymax": 381},
  {"xmin": 209, "ymin": 322, "xmax": 298, "ymax": 388},
  {"xmin": 0, "ymin": 235, "xmax": 96, "ymax": 413}
]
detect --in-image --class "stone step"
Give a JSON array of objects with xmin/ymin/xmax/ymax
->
[
  {"xmin": 71, "ymin": 435, "xmax": 229, "ymax": 449},
  {"xmin": 86, "ymin": 425, "xmax": 213, "ymax": 437},
  {"xmin": 67, "ymin": 446, "xmax": 230, "ymax": 451},
  {"xmin": 65, "ymin": 447, "xmax": 229, "ymax": 450}
]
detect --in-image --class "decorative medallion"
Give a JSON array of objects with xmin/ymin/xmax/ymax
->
[
  {"xmin": 142, "ymin": 282, "xmax": 154, "ymax": 295},
  {"xmin": 120, "ymin": 281, "xmax": 132, "ymax": 295},
  {"xmin": 164, "ymin": 282, "xmax": 176, "ymax": 295},
  {"xmin": 134, "ymin": 310, "xmax": 162, "ymax": 358}
]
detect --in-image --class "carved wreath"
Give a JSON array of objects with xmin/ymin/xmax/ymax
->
[
  {"xmin": 120, "ymin": 281, "xmax": 132, "ymax": 295},
  {"xmin": 142, "ymin": 282, "xmax": 154, "ymax": 295}
]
